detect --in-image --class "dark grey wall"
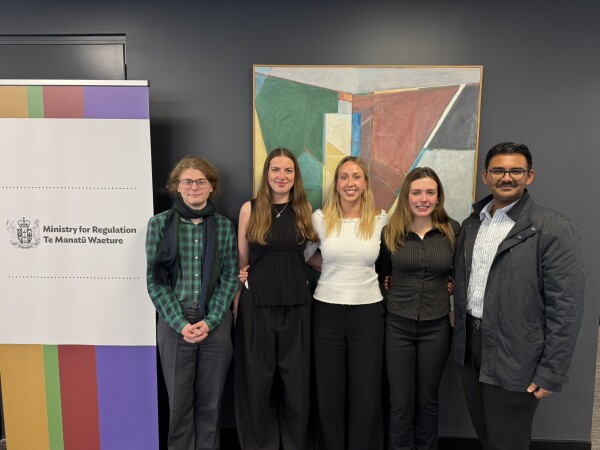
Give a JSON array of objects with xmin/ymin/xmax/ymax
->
[{"xmin": 1, "ymin": 0, "xmax": 598, "ymax": 443}]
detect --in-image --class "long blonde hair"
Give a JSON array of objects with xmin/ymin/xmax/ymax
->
[
  {"xmin": 384, "ymin": 167, "xmax": 455, "ymax": 253},
  {"xmin": 246, "ymin": 148, "xmax": 317, "ymax": 245},
  {"xmin": 322, "ymin": 156, "xmax": 377, "ymax": 239}
]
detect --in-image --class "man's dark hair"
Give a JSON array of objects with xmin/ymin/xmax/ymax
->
[{"xmin": 485, "ymin": 142, "xmax": 533, "ymax": 170}]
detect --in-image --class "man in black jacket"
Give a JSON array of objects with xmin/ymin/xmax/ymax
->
[{"xmin": 453, "ymin": 142, "xmax": 584, "ymax": 450}]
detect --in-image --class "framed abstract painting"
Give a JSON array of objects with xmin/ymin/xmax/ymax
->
[{"xmin": 253, "ymin": 65, "xmax": 483, "ymax": 221}]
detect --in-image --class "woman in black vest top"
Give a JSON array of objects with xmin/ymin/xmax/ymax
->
[{"xmin": 234, "ymin": 148, "xmax": 317, "ymax": 450}]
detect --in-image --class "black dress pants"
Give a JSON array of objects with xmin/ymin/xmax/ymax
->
[
  {"xmin": 459, "ymin": 315, "xmax": 539, "ymax": 450},
  {"xmin": 234, "ymin": 287, "xmax": 311, "ymax": 450},
  {"xmin": 385, "ymin": 314, "xmax": 451, "ymax": 450},
  {"xmin": 158, "ymin": 308, "xmax": 233, "ymax": 450},
  {"xmin": 312, "ymin": 300, "xmax": 385, "ymax": 450}
]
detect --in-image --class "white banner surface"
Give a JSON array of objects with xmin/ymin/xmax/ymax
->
[{"xmin": 0, "ymin": 86, "xmax": 155, "ymax": 345}]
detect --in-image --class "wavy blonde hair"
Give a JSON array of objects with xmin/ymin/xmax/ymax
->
[
  {"xmin": 246, "ymin": 148, "xmax": 317, "ymax": 245},
  {"xmin": 322, "ymin": 156, "xmax": 377, "ymax": 239},
  {"xmin": 384, "ymin": 167, "xmax": 455, "ymax": 253}
]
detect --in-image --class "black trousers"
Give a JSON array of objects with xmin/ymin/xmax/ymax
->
[
  {"xmin": 157, "ymin": 308, "xmax": 233, "ymax": 450},
  {"xmin": 312, "ymin": 300, "xmax": 385, "ymax": 450},
  {"xmin": 385, "ymin": 314, "xmax": 451, "ymax": 450},
  {"xmin": 234, "ymin": 287, "xmax": 311, "ymax": 450},
  {"xmin": 459, "ymin": 316, "xmax": 539, "ymax": 450}
]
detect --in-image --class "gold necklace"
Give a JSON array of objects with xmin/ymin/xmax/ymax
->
[{"xmin": 272, "ymin": 203, "xmax": 289, "ymax": 219}]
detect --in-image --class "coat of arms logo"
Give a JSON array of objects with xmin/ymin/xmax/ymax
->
[{"xmin": 7, "ymin": 217, "xmax": 41, "ymax": 249}]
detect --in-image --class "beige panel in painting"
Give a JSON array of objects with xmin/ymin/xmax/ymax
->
[{"xmin": 253, "ymin": 108, "xmax": 268, "ymax": 195}]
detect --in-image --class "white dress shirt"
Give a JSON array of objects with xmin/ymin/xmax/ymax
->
[{"xmin": 467, "ymin": 200, "xmax": 517, "ymax": 318}]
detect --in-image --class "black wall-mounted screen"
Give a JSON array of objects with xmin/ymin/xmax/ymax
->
[{"xmin": 0, "ymin": 35, "xmax": 126, "ymax": 80}]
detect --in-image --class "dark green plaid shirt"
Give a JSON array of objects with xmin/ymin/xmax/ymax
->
[{"xmin": 145, "ymin": 210, "xmax": 238, "ymax": 332}]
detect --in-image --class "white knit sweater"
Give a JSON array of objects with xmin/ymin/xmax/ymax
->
[{"xmin": 306, "ymin": 209, "xmax": 388, "ymax": 305}]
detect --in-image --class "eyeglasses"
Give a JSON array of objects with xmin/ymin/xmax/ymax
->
[
  {"xmin": 487, "ymin": 168, "xmax": 529, "ymax": 181},
  {"xmin": 179, "ymin": 178, "xmax": 210, "ymax": 189}
]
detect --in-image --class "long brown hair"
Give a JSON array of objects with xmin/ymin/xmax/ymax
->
[
  {"xmin": 384, "ymin": 167, "xmax": 455, "ymax": 253},
  {"xmin": 246, "ymin": 148, "xmax": 317, "ymax": 245},
  {"xmin": 322, "ymin": 156, "xmax": 377, "ymax": 239}
]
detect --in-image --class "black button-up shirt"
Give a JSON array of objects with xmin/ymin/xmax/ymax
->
[{"xmin": 377, "ymin": 221, "xmax": 458, "ymax": 321}]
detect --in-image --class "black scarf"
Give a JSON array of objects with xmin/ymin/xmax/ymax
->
[{"xmin": 152, "ymin": 195, "xmax": 219, "ymax": 318}]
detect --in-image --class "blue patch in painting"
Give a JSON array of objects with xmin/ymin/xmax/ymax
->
[
  {"xmin": 255, "ymin": 66, "xmax": 272, "ymax": 76},
  {"xmin": 255, "ymin": 74, "xmax": 267, "ymax": 96},
  {"xmin": 411, "ymin": 148, "xmax": 428, "ymax": 170},
  {"xmin": 351, "ymin": 112, "xmax": 361, "ymax": 156}
]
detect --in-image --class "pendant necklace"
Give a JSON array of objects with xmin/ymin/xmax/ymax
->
[{"xmin": 272, "ymin": 202, "xmax": 289, "ymax": 219}]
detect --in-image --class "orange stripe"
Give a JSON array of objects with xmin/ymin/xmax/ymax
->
[
  {"xmin": 0, "ymin": 86, "xmax": 28, "ymax": 117},
  {"xmin": 0, "ymin": 344, "xmax": 50, "ymax": 450}
]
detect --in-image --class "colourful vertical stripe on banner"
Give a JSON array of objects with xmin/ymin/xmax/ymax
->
[
  {"xmin": 1, "ymin": 81, "xmax": 157, "ymax": 449},
  {"xmin": 0, "ymin": 86, "xmax": 28, "ymax": 118},
  {"xmin": 43, "ymin": 86, "xmax": 84, "ymax": 118},
  {"xmin": 44, "ymin": 345, "xmax": 65, "ymax": 450},
  {"xmin": 27, "ymin": 85, "xmax": 45, "ymax": 118},
  {"xmin": 0, "ymin": 344, "xmax": 51, "ymax": 450},
  {"xmin": 58, "ymin": 346, "xmax": 101, "ymax": 450},
  {"xmin": 96, "ymin": 346, "xmax": 159, "ymax": 450},
  {"xmin": 84, "ymin": 86, "xmax": 150, "ymax": 119}
]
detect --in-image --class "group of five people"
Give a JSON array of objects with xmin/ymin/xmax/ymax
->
[{"xmin": 146, "ymin": 142, "xmax": 584, "ymax": 450}]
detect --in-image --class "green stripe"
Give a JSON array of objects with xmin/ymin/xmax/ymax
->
[
  {"xmin": 43, "ymin": 345, "xmax": 64, "ymax": 450},
  {"xmin": 27, "ymin": 85, "xmax": 44, "ymax": 118}
]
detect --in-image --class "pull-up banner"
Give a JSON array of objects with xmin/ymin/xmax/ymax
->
[{"xmin": 0, "ymin": 80, "xmax": 158, "ymax": 450}]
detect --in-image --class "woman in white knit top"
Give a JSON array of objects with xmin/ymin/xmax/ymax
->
[{"xmin": 306, "ymin": 156, "xmax": 388, "ymax": 450}]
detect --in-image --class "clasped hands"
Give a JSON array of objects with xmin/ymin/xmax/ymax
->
[{"xmin": 181, "ymin": 321, "xmax": 211, "ymax": 343}]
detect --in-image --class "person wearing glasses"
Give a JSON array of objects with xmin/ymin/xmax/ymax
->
[
  {"xmin": 146, "ymin": 156, "xmax": 238, "ymax": 450},
  {"xmin": 376, "ymin": 167, "xmax": 459, "ymax": 450},
  {"xmin": 453, "ymin": 142, "xmax": 584, "ymax": 450},
  {"xmin": 234, "ymin": 148, "xmax": 317, "ymax": 450}
]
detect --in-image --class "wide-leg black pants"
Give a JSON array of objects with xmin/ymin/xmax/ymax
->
[
  {"xmin": 312, "ymin": 300, "xmax": 385, "ymax": 450},
  {"xmin": 234, "ymin": 287, "xmax": 311, "ymax": 450}
]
